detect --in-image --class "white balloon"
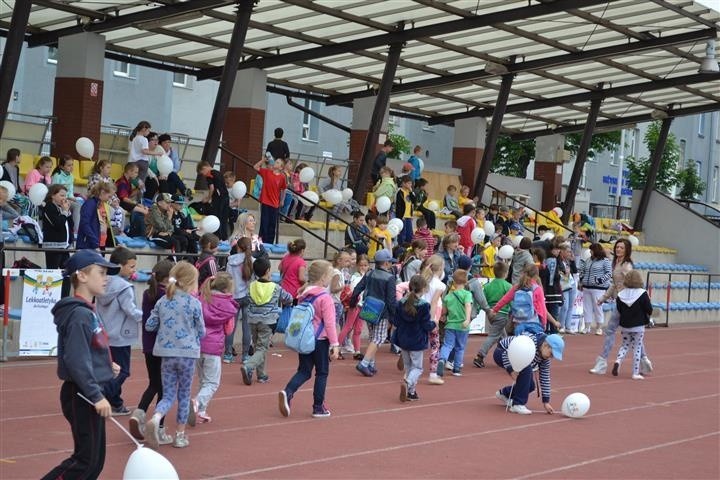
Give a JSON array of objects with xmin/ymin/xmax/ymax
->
[
  {"xmin": 75, "ymin": 137, "xmax": 94, "ymax": 159},
  {"xmin": 471, "ymin": 227, "xmax": 485, "ymax": 245},
  {"xmin": 498, "ymin": 245, "xmax": 514, "ymax": 260},
  {"xmin": 387, "ymin": 223, "xmax": 400, "ymax": 238},
  {"xmin": 299, "ymin": 167, "xmax": 315, "ymax": 183},
  {"xmin": 561, "ymin": 392, "xmax": 591, "ymax": 419},
  {"xmin": 483, "ymin": 221, "xmax": 495, "ymax": 236},
  {"xmin": 581, "ymin": 248, "xmax": 592, "ymax": 261},
  {"xmin": 506, "ymin": 335, "xmax": 536, "ymax": 371},
  {"xmin": 512, "ymin": 235, "xmax": 523, "ymax": 247},
  {"xmin": 123, "ymin": 446, "xmax": 179, "ymax": 480},
  {"xmin": 341, "ymin": 188, "xmax": 353, "ymax": 201},
  {"xmin": 0, "ymin": 180, "xmax": 16, "ymax": 199},
  {"xmin": 375, "ymin": 196, "xmax": 391, "ymax": 213},
  {"xmin": 231, "ymin": 181, "xmax": 247, "ymax": 200},
  {"xmin": 202, "ymin": 215, "xmax": 220, "ymax": 233},
  {"xmin": 157, "ymin": 155, "xmax": 173, "ymax": 176},
  {"xmin": 628, "ymin": 235, "xmax": 640, "ymax": 247},
  {"xmin": 540, "ymin": 231, "xmax": 555, "ymax": 241},
  {"xmin": 322, "ymin": 189, "xmax": 343, "ymax": 206},
  {"xmin": 388, "ymin": 218, "xmax": 404, "ymax": 232},
  {"xmin": 28, "ymin": 183, "xmax": 48, "ymax": 206},
  {"xmin": 417, "ymin": 158, "xmax": 424, "ymax": 174},
  {"xmin": 299, "ymin": 190, "xmax": 319, "ymax": 207},
  {"xmin": 552, "ymin": 207, "xmax": 563, "ymax": 217},
  {"xmin": 427, "ymin": 200, "xmax": 439, "ymax": 212}
]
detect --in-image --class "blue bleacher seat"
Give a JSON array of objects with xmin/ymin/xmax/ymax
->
[
  {"xmin": 126, "ymin": 237, "xmax": 148, "ymax": 249},
  {"xmin": 271, "ymin": 272, "xmax": 281, "ymax": 283}
]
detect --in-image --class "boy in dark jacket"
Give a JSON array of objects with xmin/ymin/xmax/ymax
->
[{"xmin": 42, "ymin": 250, "xmax": 120, "ymax": 480}]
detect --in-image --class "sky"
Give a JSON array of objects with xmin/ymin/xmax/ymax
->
[{"xmin": 694, "ymin": 0, "xmax": 719, "ymax": 13}]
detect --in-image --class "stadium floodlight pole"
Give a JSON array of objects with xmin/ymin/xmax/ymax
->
[
  {"xmin": 0, "ymin": 0, "xmax": 32, "ymax": 139},
  {"xmin": 201, "ymin": 0, "xmax": 255, "ymax": 173},
  {"xmin": 352, "ymin": 39, "xmax": 404, "ymax": 202},
  {"xmin": 634, "ymin": 116, "xmax": 673, "ymax": 231},
  {"xmin": 561, "ymin": 95, "xmax": 603, "ymax": 224}
]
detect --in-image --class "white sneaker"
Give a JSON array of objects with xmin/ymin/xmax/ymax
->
[
  {"xmin": 445, "ymin": 361, "xmax": 454, "ymax": 371},
  {"xmin": 509, "ymin": 404, "xmax": 533, "ymax": 415},
  {"xmin": 595, "ymin": 328, "xmax": 603, "ymax": 336},
  {"xmin": 144, "ymin": 415, "xmax": 161, "ymax": 450},
  {"xmin": 632, "ymin": 374, "xmax": 645, "ymax": 380},
  {"xmin": 128, "ymin": 409, "xmax": 145, "ymax": 440},
  {"xmin": 428, "ymin": 373, "xmax": 445, "ymax": 385},
  {"xmin": 640, "ymin": 356, "xmax": 653, "ymax": 374},
  {"xmin": 589, "ymin": 357, "xmax": 607, "ymax": 375},
  {"xmin": 495, "ymin": 390, "xmax": 510, "ymax": 405},
  {"xmin": 558, "ymin": 328, "xmax": 566, "ymax": 334},
  {"xmin": 158, "ymin": 426, "xmax": 174, "ymax": 445}
]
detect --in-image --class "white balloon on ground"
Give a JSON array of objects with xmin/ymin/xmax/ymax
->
[
  {"xmin": 322, "ymin": 189, "xmax": 343, "ymax": 205},
  {"xmin": 0, "ymin": 180, "xmax": 16, "ymax": 199},
  {"xmin": 628, "ymin": 235, "xmax": 640, "ymax": 247},
  {"xmin": 483, "ymin": 221, "xmax": 495, "ymax": 236},
  {"xmin": 471, "ymin": 227, "xmax": 485, "ymax": 245},
  {"xmin": 299, "ymin": 190, "xmax": 319, "ymax": 207},
  {"xmin": 427, "ymin": 200, "xmax": 439, "ymax": 212},
  {"xmin": 506, "ymin": 335, "xmax": 536, "ymax": 371},
  {"xmin": 231, "ymin": 181, "xmax": 247, "ymax": 200},
  {"xmin": 123, "ymin": 446, "xmax": 179, "ymax": 480},
  {"xmin": 341, "ymin": 188, "xmax": 353, "ymax": 201},
  {"xmin": 375, "ymin": 196, "xmax": 391, "ymax": 213},
  {"xmin": 388, "ymin": 218, "xmax": 404, "ymax": 232},
  {"xmin": 28, "ymin": 183, "xmax": 48, "ymax": 206},
  {"xmin": 498, "ymin": 245, "xmax": 514, "ymax": 260},
  {"xmin": 202, "ymin": 215, "xmax": 220, "ymax": 233},
  {"xmin": 299, "ymin": 167, "xmax": 315, "ymax": 183},
  {"xmin": 387, "ymin": 223, "xmax": 400, "ymax": 238},
  {"xmin": 75, "ymin": 137, "xmax": 94, "ymax": 158},
  {"xmin": 156, "ymin": 156, "xmax": 173, "ymax": 176},
  {"xmin": 561, "ymin": 392, "xmax": 591, "ymax": 419}
]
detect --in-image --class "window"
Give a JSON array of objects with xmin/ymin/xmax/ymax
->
[
  {"xmin": 579, "ymin": 163, "xmax": 587, "ymax": 188},
  {"xmin": 388, "ymin": 115, "xmax": 398, "ymax": 126},
  {"xmin": 610, "ymin": 149, "xmax": 619, "ymax": 166},
  {"xmin": 172, "ymin": 72, "xmax": 188, "ymax": 87},
  {"xmin": 694, "ymin": 161, "xmax": 703, "ymax": 199},
  {"xmin": 679, "ymin": 139, "xmax": 687, "ymax": 169},
  {"xmin": 698, "ymin": 114, "xmax": 706, "ymax": 137},
  {"xmin": 712, "ymin": 166, "xmax": 719, "ymax": 203},
  {"xmin": 113, "ymin": 60, "xmax": 134, "ymax": 78},
  {"xmin": 47, "ymin": 46, "xmax": 58, "ymax": 64},
  {"xmin": 422, "ymin": 121, "xmax": 436, "ymax": 133},
  {"xmin": 607, "ymin": 194, "xmax": 616, "ymax": 206},
  {"xmin": 301, "ymin": 98, "xmax": 319, "ymax": 142},
  {"xmin": 715, "ymin": 112, "xmax": 720, "ymax": 143}
]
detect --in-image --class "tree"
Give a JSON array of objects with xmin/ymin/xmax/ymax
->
[
  {"xmin": 675, "ymin": 159, "xmax": 706, "ymax": 200},
  {"xmin": 386, "ymin": 125, "xmax": 411, "ymax": 160},
  {"xmin": 565, "ymin": 130, "xmax": 621, "ymax": 160},
  {"xmin": 626, "ymin": 121, "xmax": 679, "ymax": 192}
]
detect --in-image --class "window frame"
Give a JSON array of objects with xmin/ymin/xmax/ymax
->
[
  {"xmin": 47, "ymin": 46, "xmax": 58, "ymax": 65},
  {"xmin": 113, "ymin": 60, "xmax": 134, "ymax": 79},
  {"xmin": 172, "ymin": 72, "xmax": 189, "ymax": 88}
]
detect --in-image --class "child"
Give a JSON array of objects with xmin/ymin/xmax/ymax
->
[
  {"xmin": 368, "ymin": 215, "xmax": 393, "ymax": 260},
  {"xmin": 226, "ymin": 237, "xmax": 254, "ymax": 364},
  {"xmin": 540, "ymin": 243, "xmax": 564, "ymax": 334},
  {"xmin": 77, "ymin": 181, "xmax": 116, "ymax": 250},
  {"xmin": 42, "ymin": 250, "xmax": 120, "ymax": 479},
  {"xmin": 129, "ymin": 260, "xmax": 174, "ymax": 443},
  {"xmin": 338, "ymin": 254, "xmax": 370, "ymax": 359},
  {"xmin": 330, "ymin": 251, "xmax": 352, "ymax": 349},
  {"xmin": 279, "ymin": 239, "xmax": 307, "ymax": 298},
  {"xmin": 88, "ymin": 159, "xmax": 113, "ymax": 191},
  {"xmin": 51, "ymin": 154, "xmax": 81, "ymax": 231},
  {"xmin": 438, "ymin": 270, "xmax": 473, "ymax": 377},
  {"xmin": 444, "ymin": 185, "xmax": 462, "ymax": 219},
  {"xmin": 394, "ymin": 175, "xmax": 414, "ymax": 245},
  {"xmin": 456, "ymin": 204, "xmax": 477, "ymax": 254},
  {"xmin": 458, "ymin": 185, "xmax": 473, "ymax": 208},
  {"xmin": 612, "ymin": 270, "xmax": 653, "ymax": 380},
  {"xmin": 345, "ymin": 210, "xmax": 370, "ymax": 255},
  {"xmin": 350, "ymin": 249, "xmax": 398, "ymax": 377},
  {"xmin": 481, "ymin": 234, "xmax": 502, "ymax": 278},
  {"xmin": 1, "ymin": 148, "xmax": 20, "ymax": 192},
  {"xmin": 196, "ymin": 161, "xmax": 230, "ymax": 240},
  {"xmin": 195, "ymin": 273, "xmax": 238, "ymax": 420},
  {"xmin": 400, "ymin": 239, "xmax": 427, "ymax": 282},
  {"xmin": 279, "ymin": 260, "xmax": 339, "ymax": 418},
  {"xmin": 145, "ymin": 261, "xmax": 204, "ymax": 449},
  {"xmin": 23, "ymin": 155, "xmax": 52, "ymax": 193},
  {"xmin": 169, "ymin": 194, "xmax": 199, "ymax": 255},
  {"xmin": 252, "ymin": 156, "xmax": 286, "ymax": 243},
  {"xmin": 412, "ymin": 217, "xmax": 436, "ymax": 254},
  {"xmin": 494, "ymin": 332, "xmax": 564, "ymax": 415},
  {"xmin": 96, "ymin": 246, "xmax": 142, "ymax": 416},
  {"xmin": 579, "ymin": 242, "xmax": 613, "ymax": 335},
  {"xmin": 196, "ymin": 233, "xmax": 219, "ymax": 286},
  {"xmin": 392, "ymin": 275, "xmax": 434, "ymax": 402},
  {"xmin": 473, "ymin": 262, "xmax": 513, "ymax": 368},
  {"xmin": 115, "ymin": 162, "xmax": 149, "ymax": 237},
  {"xmin": 407, "ymin": 145, "xmax": 423, "ymax": 182},
  {"xmin": 557, "ymin": 243, "xmax": 578, "ymax": 333},
  {"xmin": 372, "ymin": 166, "xmax": 397, "ymax": 212},
  {"xmin": 146, "ymin": 194, "xmax": 184, "ymax": 253},
  {"xmin": 242, "ymin": 258, "xmax": 292, "ymax": 385},
  {"xmin": 412, "ymin": 178, "xmax": 435, "ymax": 229},
  {"xmin": 224, "ymin": 171, "xmax": 240, "ymax": 228},
  {"xmin": 440, "ymin": 233, "xmax": 462, "ymax": 281}
]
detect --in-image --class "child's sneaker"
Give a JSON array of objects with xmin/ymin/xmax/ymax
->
[
  {"xmin": 396, "ymin": 355, "xmax": 404, "ymax": 371},
  {"xmin": 631, "ymin": 374, "xmax": 645, "ymax": 380},
  {"xmin": 158, "ymin": 426, "xmax": 174, "ymax": 445},
  {"xmin": 589, "ymin": 356, "xmax": 607, "ymax": 375},
  {"xmin": 241, "ymin": 365, "xmax": 254, "ymax": 385},
  {"xmin": 445, "ymin": 361, "xmax": 454, "ymax": 371},
  {"xmin": 356, "ymin": 363, "xmax": 374, "ymax": 377},
  {"xmin": 368, "ymin": 364, "xmax": 378, "ymax": 375},
  {"xmin": 399, "ymin": 382, "xmax": 408, "ymax": 402},
  {"xmin": 257, "ymin": 375, "xmax": 270, "ymax": 384},
  {"xmin": 436, "ymin": 359, "xmax": 445, "ymax": 377},
  {"xmin": 128, "ymin": 409, "xmax": 145, "ymax": 440},
  {"xmin": 172, "ymin": 431, "xmax": 189, "ymax": 448},
  {"xmin": 144, "ymin": 415, "xmax": 161, "ymax": 450},
  {"xmin": 509, "ymin": 404, "xmax": 532, "ymax": 415},
  {"xmin": 407, "ymin": 391, "xmax": 420, "ymax": 401},
  {"xmin": 495, "ymin": 390, "xmax": 510, "ymax": 405},
  {"xmin": 612, "ymin": 361, "xmax": 620, "ymax": 376},
  {"xmin": 222, "ymin": 353, "xmax": 234, "ymax": 364},
  {"xmin": 312, "ymin": 404, "xmax": 331, "ymax": 418},
  {"xmin": 353, "ymin": 351, "xmax": 363, "ymax": 360},
  {"xmin": 111, "ymin": 405, "xmax": 131, "ymax": 416},
  {"xmin": 428, "ymin": 373, "xmax": 444, "ymax": 385},
  {"xmin": 452, "ymin": 368, "xmax": 462, "ymax": 377},
  {"xmin": 196, "ymin": 411, "xmax": 212, "ymax": 423},
  {"xmin": 473, "ymin": 355, "xmax": 485, "ymax": 368},
  {"xmin": 640, "ymin": 356, "xmax": 653, "ymax": 374},
  {"xmin": 188, "ymin": 399, "xmax": 197, "ymax": 427},
  {"xmin": 278, "ymin": 390, "xmax": 291, "ymax": 417}
]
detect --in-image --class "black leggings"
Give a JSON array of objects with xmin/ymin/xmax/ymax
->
[{"xmin": 137, "ymin": 353, "xmax": 164, "ymax": 426}]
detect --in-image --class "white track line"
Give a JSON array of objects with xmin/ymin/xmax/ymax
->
[{"xmin": 512, "ymin": 431, "xmax": 720, "ymax": 479}]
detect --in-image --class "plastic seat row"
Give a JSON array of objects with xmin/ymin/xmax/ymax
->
[
  {"xmin": 652, "ymin": 302, "xmax": 720, "ymax": 311},
  {"xmin": 649, "ymin": 282, "xmax": 720, "ymax": 290},
  {"xmin": 634, "ymin": 262, "xmax": 709, "ymax": 272}
]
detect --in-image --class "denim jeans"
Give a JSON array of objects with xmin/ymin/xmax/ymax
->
[
  {"xmin": 225, "ymin": 302, "xmax": 250, "ymax": 358},
  {"xmin": 284, "ymin": 339, "xmax": 330, "ymax": 408},
  {"xmin": 105, "ymin": 346, "xmax": 131, "ymax": 408},
  {"xmin": 439, "ymin": 329, "xmax": 469, "ymax": 368},
  {"xmin": 559, "ymin": 287, "xmax": 577, "ymax": 331},
  {"xmin": 493, "ymin": 348, "xmax": 535, "ymax": 406},
  {"xmin": 259, "ymin": 203, "xmax": 279, "ymax": 244}
]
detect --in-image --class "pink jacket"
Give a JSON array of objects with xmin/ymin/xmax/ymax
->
[
  {"xmin": 200, "ymin": 291, "xmax": 239, "ymax": 356},
  {"xmin": 24, "ymin": 169, "xmax": 52, "ymax": 194},
  {"xmin": 298, "ymin": 285, "xmax": 339, "ymax": 346},
  {"xmin": 492, "ymin": 280, "xmax": 549, "ymax": 326}
]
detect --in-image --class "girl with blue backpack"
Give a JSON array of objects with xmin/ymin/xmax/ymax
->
[{"xmin": 279, "ymin": 260, "xmax": 340, "ymax": 418}]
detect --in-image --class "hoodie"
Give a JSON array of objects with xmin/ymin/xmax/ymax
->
[
  {"xmin": 456, "ymin": 215, "xmax": 476, "ymax": 252},
  {"xmin": 227, "ymin": 252, "xmax": 252, "ymax": 299},
  {"xmin": 247, "ymin": 279, "xmax": 292, "ymax": 325},
  {"xmin": 96, "ymin": 275, "xmax": 143, "ymax": 347},
  {"xmin": 510, "ymin": 248, "xmax": 534, "ymax": 284},
  {"xmin": 201, "ymin": 291, "xmax": 239, "ymax": 356},
  {"xmin": 390, "ymin": 298, "xmax": 434, "ymax": 351},
  {"xmin": 146, "ymin": 290, "xmax": 205, "ymax": 358},
  {"xmin": 617, "ymin": 288, "xmax": 653, "ymax": 329},
  {"xmin": 52, "ymin": 297, "xmax": 114, "ymax": 403}
]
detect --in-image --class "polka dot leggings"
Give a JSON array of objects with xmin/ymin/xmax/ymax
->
[{"xmin": 615, "ymin": 329, "xmax": 645, "ymax": 376}]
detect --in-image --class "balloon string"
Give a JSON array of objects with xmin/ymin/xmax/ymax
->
[
  {"xmin": 77, "ymin": 392, "xmax": 142, "ymax": 448},
  {"xmin": 505, "ymin": 380, "xmax": 516, "ymax": 413}
]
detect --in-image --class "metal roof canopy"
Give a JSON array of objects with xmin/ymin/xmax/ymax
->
[{"xmin": 2, "ymin": 0, "xmax": 719, "ymax": 139}]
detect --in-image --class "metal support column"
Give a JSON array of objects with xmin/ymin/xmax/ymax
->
[
  {"xmin": 201, "ymin": 0, "xmax": 254, "ymax": 170},
  {"xmin": 561, "ymin": 97, "xmax": 603, "ymax": 224},
  {"xmin": 473, "ymin": 72, "xmax": 515, "ymax": 201},
  {"xmin": 353, "ymin": 40, "xmax": 404, "ymax": 202},
  {"xmin": 634, "ymin": 117, "xmax": 673, "ymax": 231},
  {"xmin": 0, "ymin": 0, "xmax": 31, "ymax": 138}
]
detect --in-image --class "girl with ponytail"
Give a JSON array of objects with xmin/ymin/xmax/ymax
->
[
  {"xmin": 420, "ymin": 255, "xmax": 446, "ymax": 385},
  {"xmin": 279, "ymin": 239, "xmax": 307, "ymax": 298},
  {"xmin": 226, "ymin": 236, "xmax": 254, "ymax": 363}
]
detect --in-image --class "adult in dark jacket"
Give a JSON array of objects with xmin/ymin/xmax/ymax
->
[
  {"xmin": 77, "ymin": 182, "xmax": 116, "ymax": 250},
  {"xmin": 370, "ymin": 140, "xmax": 394, "ymax": 185}
]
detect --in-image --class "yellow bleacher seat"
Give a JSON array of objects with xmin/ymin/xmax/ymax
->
[
  {"xmin": 110, "ymin": 163, "xmax": 123, "ymax": 181},
  {"xmin": 19, "ymin": 153, "xmax": 35, "ymax": 176},
  {"xmin": 75, "ymin": 177, "xmax": 89, "ymax": 187},
  {"xmin": 366, "ymin": 192, "xmax": 375, "ymax": 208},
  {"xmin": 79, "ymin": 160, "xmax": 95, "ymax": 179}
]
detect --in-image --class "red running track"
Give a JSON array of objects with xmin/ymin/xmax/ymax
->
[{"xmin": 1, "ymin": 323, "xmax": 718, "ymax": 479}]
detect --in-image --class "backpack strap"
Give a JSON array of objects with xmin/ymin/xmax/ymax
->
[{"xmin": 302, "ymin": 291, "xmax": 329, "ymax": 338}]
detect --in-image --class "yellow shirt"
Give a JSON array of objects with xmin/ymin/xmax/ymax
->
[
  {"xmin": 481, "ymin": 244, "xmax": 497, "ymax": 278},
  {"xmin": 402, "ymin": 188, "xmax": 412, "ymax": 219},
  {"xmin": 459, "ymin": 195, "xmax": 472, "ymax": 207},
  {"xmin": 368, "ymin": 227, "xmax": 392, "ymax": 259}
]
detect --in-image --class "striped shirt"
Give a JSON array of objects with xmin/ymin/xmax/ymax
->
[
  {"xmin": 578, "ymin": 257, "xmax": 612, "ymax": 289},
  {"xmin": 497, "ymin": 333, "xmax": 552, "ymax": 403}
]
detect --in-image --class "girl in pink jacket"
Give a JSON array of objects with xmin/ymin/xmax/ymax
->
[
  {"xmin": 279, "ymin": 260, "xmax": 339, "ymax": 419},
  {"xmin": 24, "ymin": 156, "xmax": 53, "ymax": 193}
]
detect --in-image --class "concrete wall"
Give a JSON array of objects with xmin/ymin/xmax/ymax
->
[
  {"xmin": 631, "ymin": 189, "xmax": 720, "ymax": 271},
  {"xmin": 482, "ymin": 173, "xmax": 544, "ymax": 211}
]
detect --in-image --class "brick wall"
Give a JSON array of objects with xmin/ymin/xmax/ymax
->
[
  {"xmin": 52, "ymin": 77, "xmax": 103, "ymax": 161},
  {"xmin": 534, "ymin": 161, "xmax": 563, "ymax": 211},
  {"xmin": 222, "ymin": 107, "xmax": 265, "ymax": 182},
  {"xmin": 452, "ymin": 147, "xmax": 484, "ymax": 190}
]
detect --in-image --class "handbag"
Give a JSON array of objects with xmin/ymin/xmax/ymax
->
[{"xmin": 359, "ymin": 295, "xmax": 385, "ymax": 325}]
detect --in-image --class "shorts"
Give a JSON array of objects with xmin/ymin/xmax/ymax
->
[{"xmin": 368, "ymin": 318, "xmax": 389, "ymax": 345}]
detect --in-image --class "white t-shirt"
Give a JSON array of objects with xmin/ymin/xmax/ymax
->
[
  {"xmin": 422, "ymin": 276, "xmax": 446, "ymax": 321},
  {"xmin": 128, "ymin": 135, "xmax": 148, "ymax": 163},
  {"xmin": 331, "ymin": 268, "xmax": 343, "ymax": 303}
]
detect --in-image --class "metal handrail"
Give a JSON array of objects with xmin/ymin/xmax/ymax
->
[
  {"xmin": 652, "ymin": 189, "xmax": 720, "ymax": 229},
  {"xmin": 645, "ymin": 271, "xmax": 720, "ymax": 327}
]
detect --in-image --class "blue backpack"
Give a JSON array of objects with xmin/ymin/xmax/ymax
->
[
  {"xmin": 511, "ymin": 285, "xmax": 537, "ymax": 321},
  {"xmin": 284, "ymin": 293, "xmax": 327, "ymax": 354}
]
